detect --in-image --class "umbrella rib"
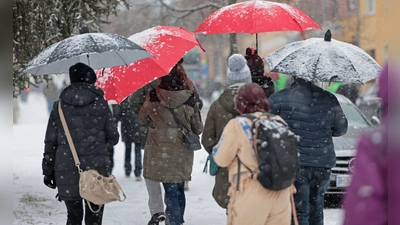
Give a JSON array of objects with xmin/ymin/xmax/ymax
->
[
  {"xmin": 86, "ymin": 34, "xmax": 102, "ymax": 66},
  {"xmin": 114, "ymin": 51, "xmax": 128, "ymax": 65},
  {"xmin": 269, "ymin": 42, "xmax": 313, "ymax": 75},
  {"xmin": 332, "ymin": 46, "xmax": 362, "ymax": 82},
  {"xmin": 311, "ymin": 53, "xmax": 323, "ymax": 81}
]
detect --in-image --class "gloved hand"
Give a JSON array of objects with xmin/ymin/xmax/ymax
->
[{"xmin": 43, "ymin": 175, "xmax": 56, "ymax": 189}]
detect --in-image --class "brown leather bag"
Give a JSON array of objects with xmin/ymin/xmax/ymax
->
[{"xmin": 58, "ymin": 102, "xmax": 126, "ymax": 213}]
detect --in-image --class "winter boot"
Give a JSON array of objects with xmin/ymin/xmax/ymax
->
[{"xmin": 147, "ymin": 212, "xmax": 166, "ymax": 225}]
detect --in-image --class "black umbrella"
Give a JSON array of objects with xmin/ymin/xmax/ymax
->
[{"xmin": 23, "ymin": 33, "xmax": 152, "ymax": 75}]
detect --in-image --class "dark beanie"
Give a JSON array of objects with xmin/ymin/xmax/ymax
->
[{"xmin": 69, "ymin": 62, "xmax": 97, "ymax": 84}]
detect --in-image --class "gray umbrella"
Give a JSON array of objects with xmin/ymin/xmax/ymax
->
[
  {"xmin": 265, "ymin": 30, "xmax": 381, "ymax": 83},
  {"xmin": 23, "ymin": 33, "xmax": 152, "ymax": 75}
]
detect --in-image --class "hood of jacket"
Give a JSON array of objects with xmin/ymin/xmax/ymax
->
[
  {"xmin": 218, "ymin": 83, "xmax": 243, "ymax": 114},
  {"xmin": 59, "ymin": 83, "xmax": 104, "ymax": 106},
  {"xmin": 156, "ymin": 86, "xmax": 193, "ymax": 108}
]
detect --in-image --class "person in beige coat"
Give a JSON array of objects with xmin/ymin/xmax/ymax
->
[
  {"xmin": 138, "ymin": 63, "xmax": 203, "ymax": 225},
  {"xmin": 213, "ymin": 83, "xmax": 292, "ymax": 225}
]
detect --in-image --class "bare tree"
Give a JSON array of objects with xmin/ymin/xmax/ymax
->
[
  {"xmin": 158, "ymin": 0, "xmax": 238, "ymax": 56},
  {"xmin": 13, "ymin": 0, "xmax": 128, "ymax": 97}
]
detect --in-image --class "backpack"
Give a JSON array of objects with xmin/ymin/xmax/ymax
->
[{"xmin": 241, "ymin": 113, "xmax": 299, "ymax": 191}]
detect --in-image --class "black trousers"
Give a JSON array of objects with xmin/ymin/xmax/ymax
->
[
  {"xmin": 64, "ymin": 200, "xmax": 104, "ymax": 225},
  {"xmin": 124, "ymin": 142, "xmax": 142, "ymax": 177}
]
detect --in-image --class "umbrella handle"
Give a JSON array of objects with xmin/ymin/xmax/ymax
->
[
  {"xmin": 101, "ymin": 68, "xmax": 105, "ymax": 77},
  {"xmin": 195, "ymin": 37, "xmax": 206, "ymax": 52},
  {"xmin": 256, "ymin": 33, "xmax": 258, "ymax": 50},
  {"xmin": 86, "ymin": 54, "xmax": 90, "ymax": 66}
]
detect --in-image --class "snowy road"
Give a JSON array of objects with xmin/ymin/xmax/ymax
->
[{"xmin": 13, "ymin": 92, "xmax": 343, "ymax": 224}]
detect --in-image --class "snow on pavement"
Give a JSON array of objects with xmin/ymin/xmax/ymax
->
[{"xmin": 13, "ymin": 91, "xmax": 343, "ymax": 224}]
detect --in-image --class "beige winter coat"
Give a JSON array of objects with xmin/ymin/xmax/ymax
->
[
  {"xmin": 138, "ymin": 86, "xmax": 203, "ymax": 183},
  {"xmin": 213, "ymin": 113, "xmax": 292, "ymax": 225}
]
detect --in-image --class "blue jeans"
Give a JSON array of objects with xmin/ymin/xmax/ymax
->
[
  {"xmin": 162, "ymin": 182, "xmax": 185, "ymax": 225},
  {"xmin": 125, "ymin": 142, "xmax": 142, "ymax": 177},
  {"xmin": 293, "ymin": 167, "xmax": 331, "ymax": 225}
]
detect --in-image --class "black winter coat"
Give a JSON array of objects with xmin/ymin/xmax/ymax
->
[
  {"xmin": 114, "ymin": 99, "xmax": 142, "ymax": 144},
  {"xmin": 42, "ymin": 83, "xmax": 119, "ymax": 201},
  {"xmin": 269, "ymin": 79, "xmax": 348, "ymax": 168}
]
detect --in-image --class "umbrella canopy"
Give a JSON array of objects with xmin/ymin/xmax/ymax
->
[
  {"xmin": 96, "ymin": 26, "xmax": 204, "ymax": 104},
  {"xmin": 23, "ymin": 33, "xmax": 152, "ymax": 75},
  {"xmin": 265, "ymin": 30, "xmax": 382, "ymax": 83},
  {"xmin": 194, "ymin": 0, "xmax": 321, "ymax": 35}
]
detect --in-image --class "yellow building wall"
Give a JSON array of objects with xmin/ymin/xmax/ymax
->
[
  {"xmin": 359, "ymin": 0, "xmax": 389, "ymax": 66},
  {"xmin": 357, "ymin": 0, "xmax": 388, "ymax": 93}
]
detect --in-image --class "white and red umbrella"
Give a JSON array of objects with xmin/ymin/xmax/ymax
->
[{"xmin": 96, "ymin": 26, "xmax": 204, "ymax": 104}]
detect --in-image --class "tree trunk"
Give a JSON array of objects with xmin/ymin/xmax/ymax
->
[{"xmin": 228, "ymin": 0, "xmax": 237, "ymax": 56}]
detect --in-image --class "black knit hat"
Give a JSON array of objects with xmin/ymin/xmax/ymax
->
[{"xmin": 69, "ymin": 62, "xmax": 97, "ymax": 84}]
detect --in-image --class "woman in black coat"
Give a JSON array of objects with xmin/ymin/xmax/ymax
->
[{"xmin": 42, "ymin": 62, "xmax": 119, "ymax": 225}]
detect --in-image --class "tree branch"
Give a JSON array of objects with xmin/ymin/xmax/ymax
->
[{"xmin": 159, "ymin": 0, "xmax": 223, "ymax": 13}]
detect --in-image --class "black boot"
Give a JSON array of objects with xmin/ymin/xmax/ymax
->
[{"xmin": 147, "ymin": 212, "xmax": 166, "ymax": 225}]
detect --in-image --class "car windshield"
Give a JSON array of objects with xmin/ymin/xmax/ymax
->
[
  {"xmin": 340, "ymin": 102, "xmax": 369, "ymax": 130},
  {"xmin": 333, "ymin": 102, "xmax": 370, "ymax": 150}
]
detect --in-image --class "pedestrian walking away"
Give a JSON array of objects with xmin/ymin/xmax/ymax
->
[
  {"xmin": 138, "ymin": 60, "xmax": 204, "ymax": 225},
  {"xmin": 41, "ymin": 62, "xmax": 119, "ymax": 224},
  {"xmin": 129, "ymin": 79, "xmax": 167, "ymax": 224},
  {"xmin": 213, "ymin": 83, "xmax": 294, "ymax": 225},
  {"xmin": 202, "ymin": 53, "xmax": 252, "ymax": 210},
  {"xmin": 268, "ymin": 77, "xmax": 348, "ymax": 225},
  {"xmin": 114, "ymin": 98, "xmax": 143, "ymax": 180}
]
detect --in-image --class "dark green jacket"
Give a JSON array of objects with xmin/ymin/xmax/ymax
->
[{"xmin": 138, "ymin": 86, "xmax": 203, "ymax": 183}]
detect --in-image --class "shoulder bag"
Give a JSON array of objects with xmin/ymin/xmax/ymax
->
[
  {"xmin": 168, "ymin": 108, "xmax": 202, "ymax": 151},
  {"xmin": 58, "ymin": 102, "xmax": 126, "ymax": 213}
]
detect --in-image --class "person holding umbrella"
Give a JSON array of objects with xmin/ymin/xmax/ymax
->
[
  {"xmin": 268, "ymin": 76, "xmax": 348, "ymax": 225},
  {"xmin": 129, "ymin": 58, "xmax": 203, "ymax": 225},
  {"xmin": 243, "ymin": 47, "xmax": 276, "ymax": 98},
  {"xmin": 42, "ymin": 62, "xmax": 119, "ymax": 224},
  {"xmin": 138, "ymin": 61, "xmax": 203, "ymax": 225}
]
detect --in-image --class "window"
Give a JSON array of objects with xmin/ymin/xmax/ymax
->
[
  {"xmin": 349, "ymin": 0, "xmax": 357, "ymax": 10},
  {"xmin": 366, "ymin": 49, "xmax": 376, "ymax": 60},
  {"xmin": 366, "ymin": 0, "xmax": 376, "ymax": 15}
]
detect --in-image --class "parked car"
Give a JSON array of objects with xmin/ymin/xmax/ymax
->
[
  {"xmin": 356, "ymin": 82, "xmax": 382, "ymax": 123},
  {"xmin": 325, "ymin": 94, "xmax": 374, "ymax": 207}
]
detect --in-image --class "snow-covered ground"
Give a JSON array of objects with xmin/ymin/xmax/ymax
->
[{"xmin": 13, "ymin": 91, "xmax": 344, "ymax": 224}]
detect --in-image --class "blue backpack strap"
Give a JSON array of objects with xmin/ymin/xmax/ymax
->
[{"xmin": 234, "ymin": 116, "xmax": 256, "ymax": 190}]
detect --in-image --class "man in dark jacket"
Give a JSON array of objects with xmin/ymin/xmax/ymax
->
[
  {"xmin": 114, "ymin": 99, "xmax": 143, "ymax": 180},
  {"xmin": 202, "ymin": 53, "xmax": 252, "ymax": 209},
  {"xmin": 42, "ymin": 62, "xmax": 119, "ymax": 225},
  {"xmin": 268, "ymin": 77, "xmax": 348, "ymax": 225}
]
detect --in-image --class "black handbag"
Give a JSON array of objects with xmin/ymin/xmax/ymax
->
[{"xmin": 168, "ymin": 108, "xmax": 202, "ymax": 151}]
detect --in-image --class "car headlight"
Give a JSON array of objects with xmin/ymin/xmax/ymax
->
[{"xmin": 348, "ymin": 158, "xmax": 356, "ymax": 172}]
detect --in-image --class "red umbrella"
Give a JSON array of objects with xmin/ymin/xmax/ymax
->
[
  {"xmin": 194, "ymin": 0, "xmax": 321, "ymax": 48},
  {"xmin": 96, "ymin": 26, "xmax": 204, "ymax": 104}
]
